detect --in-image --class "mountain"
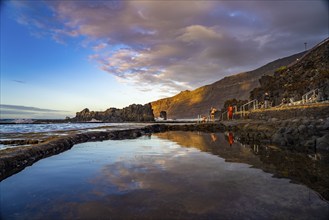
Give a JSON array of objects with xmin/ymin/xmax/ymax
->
[
  {"xmin": 151, "ymin": 51, "xmax": 306, "ymax": 119},
  {"xmin": 250, "ymin": 38, "xmax": 329, "ymax": 105}
]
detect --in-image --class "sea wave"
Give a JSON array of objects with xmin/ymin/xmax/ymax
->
[{"xmin": 0, "ymin": 123, "xmax": 138, "ymax": 134}]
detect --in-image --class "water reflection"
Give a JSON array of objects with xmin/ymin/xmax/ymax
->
[
  {"xmin": 154, "ymin": 131, "xmax": 329, "ymax": 201},
  {"xmin": 226, "ymin": 132, "xmax": 234, "ymax": 146},
  {"xmin": 1, "ymin": 132, "xmax": 328, "ymax": 219}
]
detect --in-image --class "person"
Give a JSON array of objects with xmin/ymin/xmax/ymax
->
[
  {"xmin": 210, "ymin": 107, "xmax": 217, "ymax": 122},
  {"xmin": 201, "ymin": 115, "xmax": 207, "ymax": 123},
  {"xmin": 227, "ymin": 105, "xmax": 233, "ymax": 120},
  {"xmin": 264, "ymin": 92, "xmax": 270, "ymax": 108}
]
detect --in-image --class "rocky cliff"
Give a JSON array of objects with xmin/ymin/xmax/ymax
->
[
  {"xmin": 250, "ymin": 38, "xmax": 329, "ymax": 105},
  {"xmin": 151, "ymin": 51, "xmax": 306, "ymax": 119},
  {"xmin": 72, "ymin": 104, "xmax": 154, "ymax": 122}
]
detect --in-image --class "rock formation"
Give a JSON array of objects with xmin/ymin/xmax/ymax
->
[
  {"xmin": 160, "ymin": 111, "xmax": 167, "ymax": 120},
  {"xmin": 151, "ymin": 51, "xmax": 306, "ymax": 119},
  {"xmin": 250, "ymin": 38, "xmax": 329, "ymax": 105},
  {"xmin": 72, "ymin": 104, "xmax": 154, "ymax": 122}
]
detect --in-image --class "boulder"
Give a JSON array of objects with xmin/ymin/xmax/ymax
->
[{"xmin": 316, "ymin": 134, "xmax": 329, "ymax": 151}]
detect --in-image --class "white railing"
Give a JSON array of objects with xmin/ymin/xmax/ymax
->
[
  {"xmin": 221, "ymin": 110, "xmax": 227, "ymax": 120},
  {"xmin": 302, "ymin": 89, "xmax": 318, "ymax": 104},
  {"xmin": 197, "ymin": 114, "xmax": 211, "ymax": 123},
  {"xmin": 201, "ymin": 87, "xmax": 323, "ymax": 122},
  {"xmin": 240, "ymin": 99, "xmax": 258, "ymax": 117}
]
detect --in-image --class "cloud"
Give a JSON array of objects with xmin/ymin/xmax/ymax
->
[
  {"xmin": 10, "ymin": 0, "xmax": 329, "ymax": 95},
  {"xmin": 0, "ymin": 104, "xmax": 70, "ymax": 119},
  {"xmin": 177, "ymin": 25, "xmax": 223, "ymax": 43},
  {"xmin": 12, "ymin": 80, "xmax": 26, "ymax": 84},
  {"xmin": 0, "ymin": 104, "xmax": 68, "ymax": 113},
  {"xmin": 92, "ymin": 43, "xmax": 107, "ymax": 51}
]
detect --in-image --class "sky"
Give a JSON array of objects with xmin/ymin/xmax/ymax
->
[{"xmin": 0, "ymin": 0, "xmax": 328, "ymax": 119}]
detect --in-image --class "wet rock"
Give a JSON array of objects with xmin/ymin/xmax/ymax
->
[
  {"xmin": 271, "ymin": 132, "xmax": 283, "ymax": 144},
  {"xmin": 316, "ymin": 125, "xmax": 323, "ymax": 130},
  {"xmin": 285, "ymin": 127, "xmax": 294, "ymax": 134},
  {"xmin": 323, "ymin": 120, "xmax": 329, "ymax": 130},
  {"xmin": 280, "ymin": 120, "xmax": 289, "ymax": 127},
  {"xmin": 278, "ymin": 127, "xmax": 286, "ymax": 134},
  {"xmin": 292, "ymin": 118, "xmax": 301, "ymax": 123},
  {"xmin": 298, "ymin": 124, "xmax": 307, "ymax": 133},
  {"xmin": 307, "ymin": 125, "xmax": 315, "ymax": 135},
  {"xmin": 132, "ymin": 131, "xmax": 142, "ymax": 138},
  {"xmin": 0, "ymin": 139, "xmax": 40, "ymax": 146},
  {"xmin": 284, "ymin": 134, "xmax": 295, "ymax": 146},
  {"xmin": 316, "ymin": 134, "xmax": 329, "ymax": 151},
  {"xmin": 304, "ymin": 138, "xmax": 316, "ymax": 149}
]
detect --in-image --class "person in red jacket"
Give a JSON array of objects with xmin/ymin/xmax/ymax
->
[{"xmin": 227, "ymin": 105, "xmax": 233, "ymax": 120}]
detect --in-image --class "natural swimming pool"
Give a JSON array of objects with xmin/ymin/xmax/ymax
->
[{"xmin": 1, "ymin": 131, "xmax": 328, "ymax": 219}]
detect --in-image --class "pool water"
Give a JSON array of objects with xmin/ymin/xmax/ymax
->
[{"xmin": 1, "ymin": 131, "xmax": 328, "ymax": 219}]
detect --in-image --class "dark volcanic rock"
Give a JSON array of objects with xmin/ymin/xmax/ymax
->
[
  {"xmin": 0, "ymin": 139, "xmax": 40, "ymax": 146},
  {"xmin": 72, "ymin": 103, "xmax": 154, "ymax": 122}
]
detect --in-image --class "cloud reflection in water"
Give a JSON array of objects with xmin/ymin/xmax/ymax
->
[{"xmin": 1, "ymin": 132, "xmax": 328, "ymax": 220}]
